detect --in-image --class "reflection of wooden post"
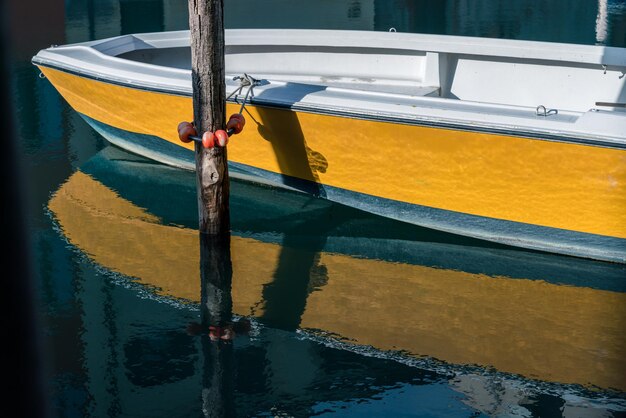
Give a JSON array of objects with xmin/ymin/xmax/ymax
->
[
  {"xmin": 200, "ymin": 233, "xmax": 235, "ymax": 418},
  {"xmin": 200, "ymin": 234, "xmax": 233, "ymax": 327},
  {"xmin": 188, "ymin": 0, "xmax": 229, "ymax": 235},
  {"xmin": 202, "ymin": 341, "xmax": 235, "ymax": 418}
]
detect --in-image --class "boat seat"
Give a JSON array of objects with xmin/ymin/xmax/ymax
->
[{"xmin": 317, "ymin": 81, "xmax": 441, "ymax": 97}]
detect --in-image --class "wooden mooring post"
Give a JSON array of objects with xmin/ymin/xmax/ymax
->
[
  {"xmin": 188, "ymin": 0, "xmax": 229, "ymax": 235},
  {"xmin": 187, "ymin": 2, "xmax": 235, "ymax": 415}
]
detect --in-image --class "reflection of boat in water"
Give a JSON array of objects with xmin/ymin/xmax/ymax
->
[
  {"xmin": 34, "ymin": 29, "xmax": 626, "ymax": 262},
  {"xmin": 48, "ymin": 146, "xmax": 626, "ymax": 392}
]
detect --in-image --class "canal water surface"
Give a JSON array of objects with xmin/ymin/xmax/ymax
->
[{"xmin": 9, "ymin": 0, "xmax": 626, "ymax": 416}]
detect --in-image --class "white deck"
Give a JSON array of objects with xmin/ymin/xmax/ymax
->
[{"xmin": 33, "ymin": 29, "xmax": 626, "ymax": 147}]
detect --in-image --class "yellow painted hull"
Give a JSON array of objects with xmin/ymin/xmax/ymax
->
[
  {"xmin": 39, "ymin": 66, "xmax": 626, "ymax": 261},
  {"xmin": 48, "ymin": 167, "xmax": 626, "ymax": 391}
]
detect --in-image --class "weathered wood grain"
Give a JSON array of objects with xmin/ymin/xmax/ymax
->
[{"xmin": 188, "ymin": 0, "xmax": 229, "ymax": 235}]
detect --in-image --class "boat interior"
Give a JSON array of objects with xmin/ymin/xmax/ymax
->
[{"xmin": 113, "ymin": 31, "xmax": 626, "ymax": 114}]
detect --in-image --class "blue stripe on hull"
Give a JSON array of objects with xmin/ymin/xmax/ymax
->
[{"xmin": 80, "ymin": 114, "xmax": 626, "ymax": 264}]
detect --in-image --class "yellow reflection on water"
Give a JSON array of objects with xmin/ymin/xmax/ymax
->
[{"xmin": 49, "ymin": 170, "xmax": 626, "ymax": 391}]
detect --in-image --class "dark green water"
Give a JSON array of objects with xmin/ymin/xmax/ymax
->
[{"xmin": 9, "ymin": 0, "xmax": 626, "ymax": 417}]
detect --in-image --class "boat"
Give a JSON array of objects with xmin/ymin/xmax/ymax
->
[
  {"xmin": 48, "ymin": 146, "xmax": 626, "ymax": 391},
  {"xmin": 32, "ymin": 29, "xmax": 626, "ymax": 262}
]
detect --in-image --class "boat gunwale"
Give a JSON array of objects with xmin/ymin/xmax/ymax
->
[{"xmin": 33, "ymin": 60, "xmax": 626, "ymax": 151}]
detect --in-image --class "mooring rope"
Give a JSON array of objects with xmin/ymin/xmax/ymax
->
[
  {"xmin": 227, "ymin": 73, "xmax": 261, "ymax": 115},
  {"xmin": 177, "ymin": 74, "xmax": 261, "ymax": 148}
]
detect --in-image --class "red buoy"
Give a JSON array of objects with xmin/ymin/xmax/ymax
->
[
  {"xmin": 208, "ymin": 325, "xmax": 222, "ymax": 341},
  {"xmin": 215, "ymin": 129, "xmax": 229, "ymax": 147},
  {"xmin": 177, "ymin": 121, "xmax": 197, "ymax": 143},
  {"xmin": 208, "ymin": 325, "xmax": 234, "ymax": 341},
  {"xmin": 202, "ymin": 131, "xmax": 215, "ymax": 149},
  {"xmin": 226, "ymin": 113, "xmax": 246, "ymax": 134}
]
